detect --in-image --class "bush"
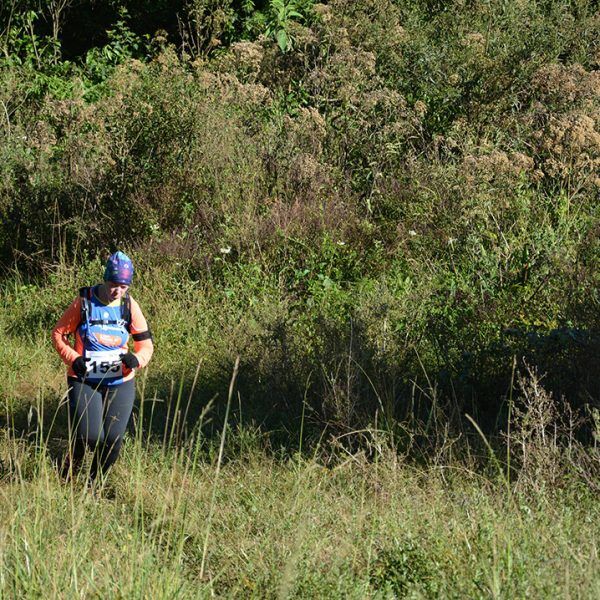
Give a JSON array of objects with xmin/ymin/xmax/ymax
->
[{"xmin": 0, "ymin": 0, "xmax": 598, "ymax": 440}]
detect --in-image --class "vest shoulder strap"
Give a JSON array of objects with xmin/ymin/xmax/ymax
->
[
  {"xmin": 79, "ymin": 286, "xmax": 92, "ymax": 325},
  {"xmin": 78, "ymin": 286, "xmax": 131, "ymax": 330},
  {"xmin": 121, "ymin": 293, "xmax": 131, "ymax": 332}
]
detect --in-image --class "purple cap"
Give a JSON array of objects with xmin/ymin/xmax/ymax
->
[{"xmin": 103, "ymin": 251, "xmax": 134, "ymax": 285}]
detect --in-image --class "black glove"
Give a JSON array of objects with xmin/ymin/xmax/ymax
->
[
  {"xmin": 72, "ymin": 356, "xmax": 87, "ymax": 378},
  {"xmin": 121, "ymin": 352, "xmax": 139, "ymax": 370}
]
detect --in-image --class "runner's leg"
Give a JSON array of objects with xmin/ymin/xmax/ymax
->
[
  {"xmin": 67, "ymin": 378, "xmax": 105, "ymax": 477},
  {"xmin": 92, "ymin": 378, "xmax": 136, "ymax": 478}
]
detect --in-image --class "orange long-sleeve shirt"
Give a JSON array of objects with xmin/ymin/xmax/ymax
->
[{"xmin": 52, "ymin": 293, "xmax": 153, "ymax": 382}]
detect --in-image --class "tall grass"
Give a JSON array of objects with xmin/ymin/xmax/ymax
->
[
  {"xmin": 0, "ymin": 352, "xmax": 599, "ymax": 597},
  {"xmin": 1, "ymin": 0, "xmax": 598, "ymax": 429},
  {"xmin": 0, "ymin": 0, "xmax": 599, "ymax": 595}
]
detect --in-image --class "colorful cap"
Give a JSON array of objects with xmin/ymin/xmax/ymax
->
[{"xmin": 103, "ymin": 251, "xmax": 134, "ymax": 285}]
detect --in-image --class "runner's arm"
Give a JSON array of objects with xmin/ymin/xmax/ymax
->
[
  {"xmin": 129, "ymin": 298, "xmax": 154, "ymax": 368},
  {"xmin": 52, "ymin": 297, "xmax": 82, "ymax": 367}
]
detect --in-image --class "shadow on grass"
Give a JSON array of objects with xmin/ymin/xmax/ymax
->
[
  {"xmin": 2, "ymin": 323, "xmax": 599, "ymax": 476},
  {"xmin": 133, "ymin": 320, "xmax": 600, "ymax": 457}
]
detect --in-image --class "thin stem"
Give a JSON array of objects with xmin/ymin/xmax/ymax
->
[{"xmin": 199, "ymin": 356, "xmax": 239, "ymax": 580}]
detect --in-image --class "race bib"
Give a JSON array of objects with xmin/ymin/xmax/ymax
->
[{"xmin": 85, "ymin": 349, "xmax": 123, "ymax": 379}]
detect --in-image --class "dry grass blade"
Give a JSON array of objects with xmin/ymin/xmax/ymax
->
[{"xmin": 199, "ymin": 355, "xmax": 240, "ymax": 580}]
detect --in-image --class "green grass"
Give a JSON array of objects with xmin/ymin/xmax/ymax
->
[
  {"xmin": 0, "ymin": 0, "xmax": 598, "ymax": 594},
  {"xmin": 0, "ymin": 385, "xmax": 599, "ymax": 598},
  {"xmin": 1, "ymin": 269, "xmax": 599, "ymax": 597}
]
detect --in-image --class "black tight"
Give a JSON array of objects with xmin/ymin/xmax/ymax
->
[{"xmin": 67, "ymin": 377, "xmax": 136, "ymax": 480}]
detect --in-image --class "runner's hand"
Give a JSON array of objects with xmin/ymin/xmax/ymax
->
[
  {"xmin": 120, "ymin": 352, "xmax": 139, "ymax": 369},
  {"xmin": 72, "ymin": 356, "xmax": 87, "ymax": 377}
]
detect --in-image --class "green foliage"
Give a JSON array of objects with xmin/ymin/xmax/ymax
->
[
  {"xmin": 265, "ymin": 0, "xmax": 306, "ymax": 52},
  {"xmin": 234, "ymin": 0, "xmax": 315, "ymax": 47},
  {"xmin": 180, "ymin": 0, "xmax": 237, "ymax": 57},
  {"xmin": 0, "ymin": 0, "xmax": 598, "ymax": 433},
  {"xmin": 371, "ymin": 540, "xmax": 441, "ymax": 597},
  {"xmin": 0, "ymin": 9, "xmax": 75, "ymax": 99},
  {"xmin": 84, "ymin": 7, "xmax": 150, "ymax": 86}
]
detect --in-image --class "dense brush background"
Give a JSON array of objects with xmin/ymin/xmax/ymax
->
[{"xmin": 0, "ymin": 1, "xmax": 599, "ymax": 596}]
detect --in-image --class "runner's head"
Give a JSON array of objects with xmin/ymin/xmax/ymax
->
[{"xmin": 104, "ymin": 251, "xmax": 134, "ymax": 286}]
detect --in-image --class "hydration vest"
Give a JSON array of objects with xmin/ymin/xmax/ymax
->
[
  {"xmin": 78, "ymin": 286, "xmax": 132, "ymax": 386},
  {"xmin": 79, "ymin": 286, "xmax": 131, "ymax": 332}
]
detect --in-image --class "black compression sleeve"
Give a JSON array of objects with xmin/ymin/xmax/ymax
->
[{"xmin": 132, "ymin": 330, "xmax": 152, "ymax": 342}]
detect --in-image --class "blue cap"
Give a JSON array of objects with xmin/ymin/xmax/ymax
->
[{"xmin": 104, "ymin": 251, "xmax": 134, "ymax": 285}]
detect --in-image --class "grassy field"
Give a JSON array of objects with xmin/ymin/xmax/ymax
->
[
  {"xmin": 1, "ymin": 268, "xmax": 600, "ymax": 598},
  {"xmin": 1, "ymin": 0, "xmax": 599, "ymax": 596},
  {"xmin": 1, "ymin": 369, "xmax": 599, "ymax": 599}
]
